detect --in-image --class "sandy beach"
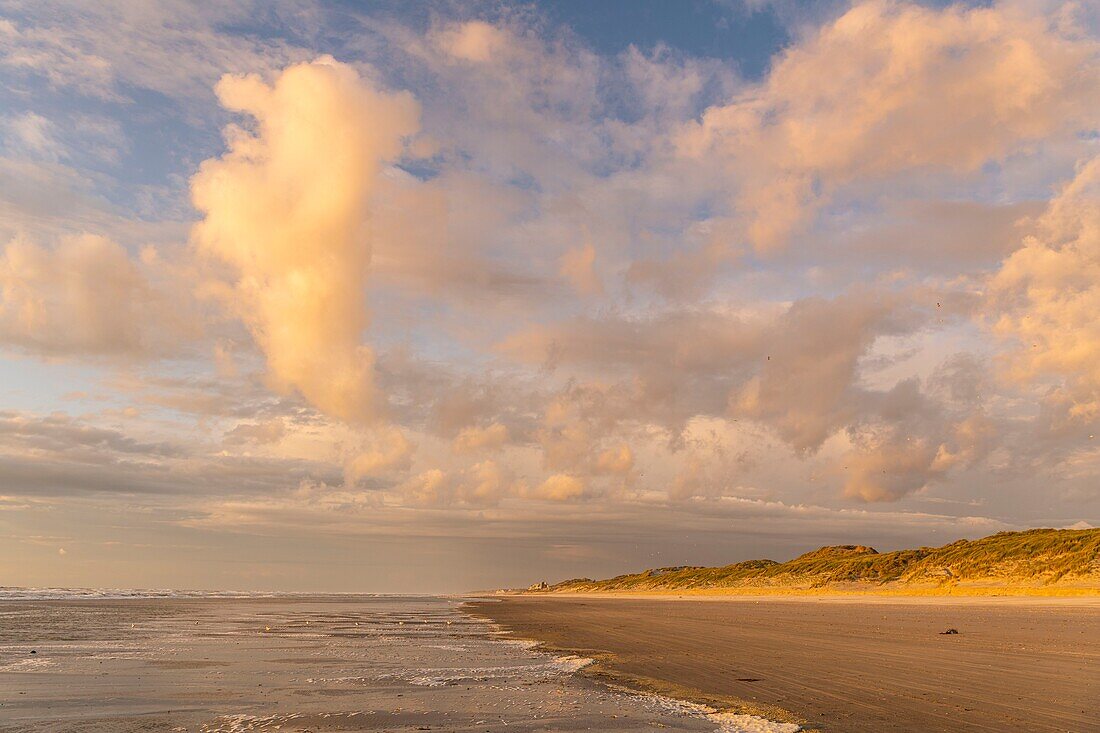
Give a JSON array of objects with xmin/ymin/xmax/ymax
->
[{"xmin": 468, "ymin": 594, "xmax": 1100, "ymax": 732}]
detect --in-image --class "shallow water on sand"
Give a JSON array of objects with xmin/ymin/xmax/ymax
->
[{"xmin": 0, "ymin": 594, "xmax": 797, "ymax": 733}]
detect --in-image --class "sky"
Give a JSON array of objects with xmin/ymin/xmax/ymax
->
[{"xmin": 0, "ymin": 0, "xmax": 1097, "ymax": 592}]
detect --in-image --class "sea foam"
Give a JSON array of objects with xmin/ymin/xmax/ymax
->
[
  {"xmin": 627, "ymin": 690, "xmax": 802, "ymax": 733},
  {"xmin": 709, "ymin": 711, "xmax": 802, "ymax": 733}
]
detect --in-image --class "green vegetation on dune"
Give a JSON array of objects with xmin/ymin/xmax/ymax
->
[{"xmin": 542, "ymin": 528, "xmax": 1100, "ymax": 593}]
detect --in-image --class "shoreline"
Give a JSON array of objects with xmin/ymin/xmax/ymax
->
[
  {"xmin": 466, "ymin": 593, "xmax": 1100, "ymax": 733},
  {"xmin": 466, "ymin": 597, "xmax": 816, "ymax": 730}
]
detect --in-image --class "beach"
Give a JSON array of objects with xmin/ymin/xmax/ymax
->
[
  {"xmin": 468, "ymin": 594, "xmax": 1100, "ymax": 732},
  {"xmin": 0, "ymin": 592, "xmax": 793, "ymax": 733}
]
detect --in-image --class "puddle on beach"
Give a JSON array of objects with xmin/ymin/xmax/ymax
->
[{"xmin": 0, "ymin": 593, "xmax": 798, "ymax": 733}]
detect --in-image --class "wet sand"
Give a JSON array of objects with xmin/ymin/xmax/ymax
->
[{"xmin": 468, "ymin": 595, "xmax": 1100, "ymax": 732}]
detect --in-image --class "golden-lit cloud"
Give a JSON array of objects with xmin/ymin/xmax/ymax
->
[
  {"xmin": 988, "ymin": 156, "xmax": 1100, "ymax": 420},
  {"xmin": 344, "ymin": 426, "xmax": 415, "ymax": 486},
  {"xmin": 595, "ymin": 444, "xmax": 634, "ymax": 476},
  {"xmin": 680, "ymin": 0, "xmax": 1098, "ymax": 252},
  {"xmin": 452, "ymin": 422, "xmax": 509, "ymax": 454},
  {"xmin": 0, "ymin": 233, "xmax": 192, "ymax": 356},
  {"xmin": 533, "ymin": 473, "xmax": 586, "ymax": 501},
  {"xmin": 460, "ymin": 459, "xmax": 509, "ymax": 504},
  {"xmin": 398, "ymin": 459, "xmax": 513, "ymax": 507},
  {"xmin": 191, "ymin": 57, "xmax": 419, "ymax": 424}
]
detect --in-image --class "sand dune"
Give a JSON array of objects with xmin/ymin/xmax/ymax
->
[{"xmin": 533, "ymin": 528, "xmax": 1100, "ymax": 596}]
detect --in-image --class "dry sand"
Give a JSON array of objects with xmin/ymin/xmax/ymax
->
[{"xmin": 467, "ymin": 594, "xmax": 1100, "ymax": 732}]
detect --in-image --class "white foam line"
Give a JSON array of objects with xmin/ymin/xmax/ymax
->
[
  {"xmin": 393, "ymin": 654, "xmax": 594, "ymax": 686},
  {"xmin": 621, "ymin": 689, "xmax": 801, "ymax": 733},
  {"xmin": 709, "ymin": 711, "xmax": 802, "ymax": 733}
]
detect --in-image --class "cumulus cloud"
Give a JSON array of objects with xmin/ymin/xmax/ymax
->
[
  {"xmin": 0, "ymin": 233, "xmax": 192, "ymax": 357},
  {"xmin": 399, "ymin": 468, "xmax": 450, "ymax": 505},
  {"xmin": 532, "ymin": 396, "xmax": 638, "ymax": 491},
  {"xmin": 833, "ymin": 371, "xmax": 1000, "ymax": 503},
  {"xmin": 452, "ymin": 422, "xmax": 509, "ymax": 453},
  {"xmin": 460, "ymin": 459, "xmax": 510, "ymax": 504},
  {"xmin": 398, "ymin": 459, "xmax": 514, "ymax": 507},
  {"xmin": 501, "ymin": 291, "xmax": 925, "ymax": 454},
  {"xmin": 988, "ymin": 156, "xmax": 1100, "ymax": 422},
  {"xmin": 680, "ymin": 0, "xmax": 1099, "ymax": 252},
  {"xmin": 732, "ymin": 292, "xmax": 919, "ymax": 452},
  {"xmin": 493, "ymin": 286, "xmax": 1014, "ymax": 503},
  {"xmin": 345, "ymin": 427, "xmax": 415, "ymax": 486},
  {"xmin": 533, "ymin": 473, "xmax": 586, "ymax": 501},
  {"xmin": 841, "ymin": 430, "xmax": 941, "ymax": 502},
  {"xmin": 191, "ymin": 57, "xmax": 419, "ymax": 424},
  {"xmin": 595, "ymin": 444, "xmax": 634, "ymax": 475},
  {"xmin": 838, "ymin": 412, "xmax": 995, "ymax": 503}
]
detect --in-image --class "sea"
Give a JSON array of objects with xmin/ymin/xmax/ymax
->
[{"xmin": 0, "ymin": 590, "xmax": 799, "ymax": 733}]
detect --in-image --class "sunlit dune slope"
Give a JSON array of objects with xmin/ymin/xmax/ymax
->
[{"xmin": 539, "ymin": 528, "xmax": 1100, "ymax": 594}]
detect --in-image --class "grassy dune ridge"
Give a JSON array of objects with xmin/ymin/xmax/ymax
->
[{"xmin": 538, "ymin": 528, "xmax": 1100, "ymax": 594}]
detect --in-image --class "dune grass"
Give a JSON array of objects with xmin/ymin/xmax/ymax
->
[{"xmin": 545, "ymin": 528, "xmax": 1100, "ymax": 593}]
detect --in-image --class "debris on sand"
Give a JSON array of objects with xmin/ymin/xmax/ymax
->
[{"xmin": 939, "ymin": 628, "xmax": 959, "ymax": 635}]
